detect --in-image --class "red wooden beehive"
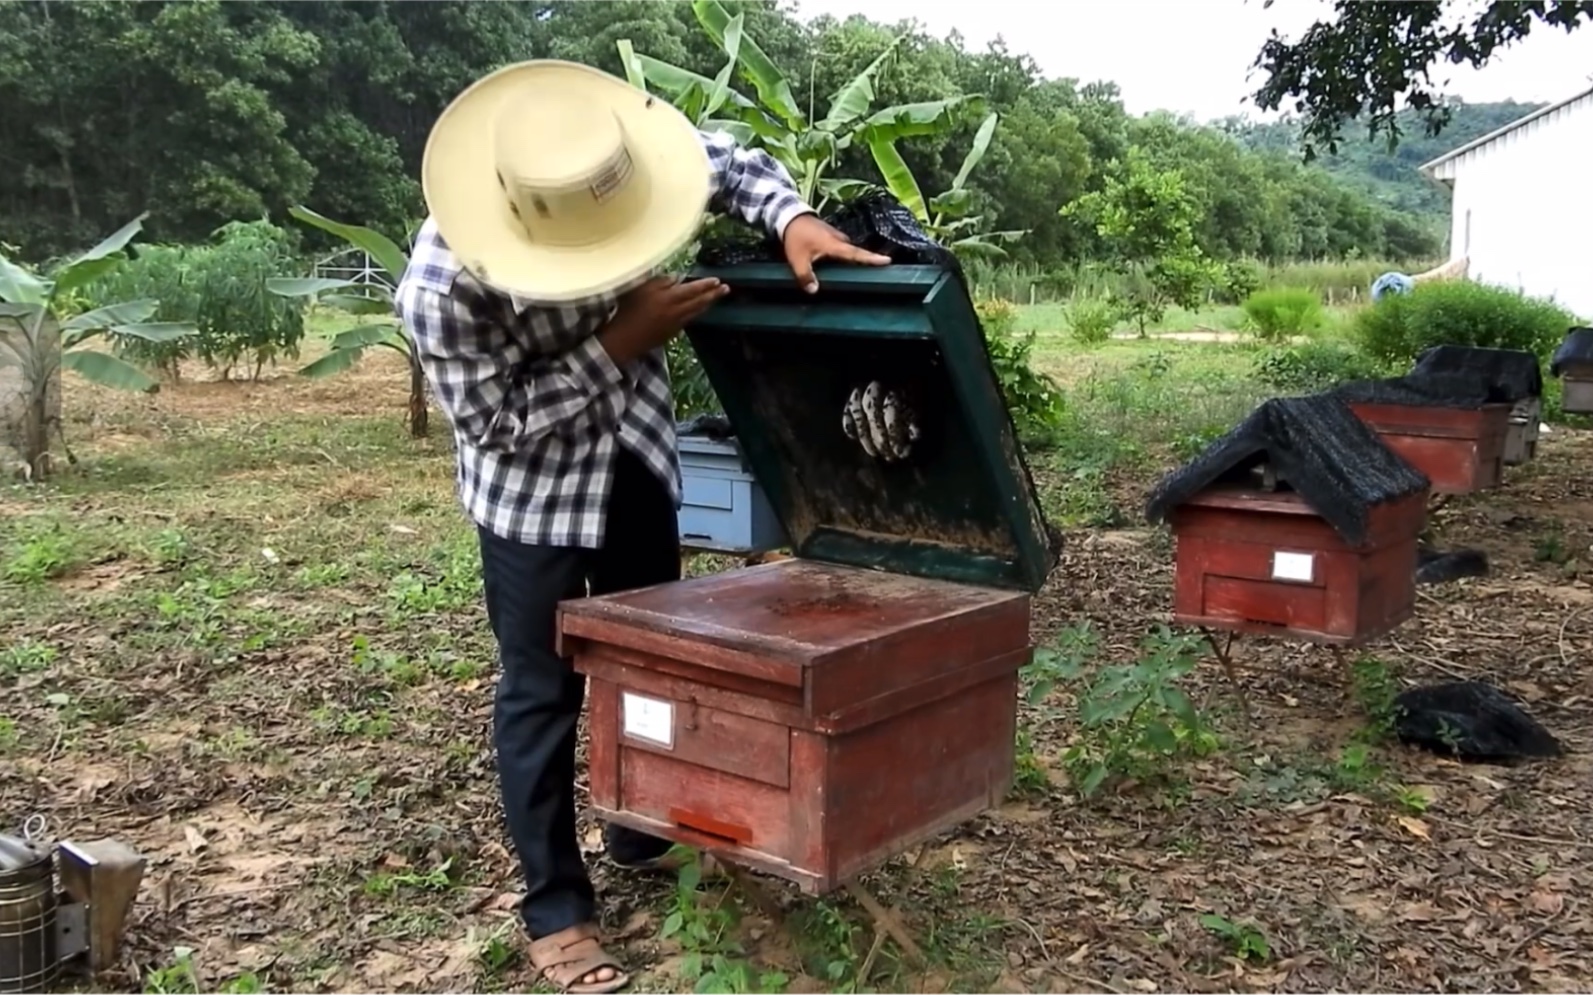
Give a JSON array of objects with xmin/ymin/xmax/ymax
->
[
  {"xmin": 1344, "ymin": 400, "xmax": 1510, "ymax": 495},
  {"xmin": 1332, "ymin": 370, "xmax": 1517, "ymax": 495},
  {"xmin": 1146, "ymin": 395, "xmax": 1431, "ymax": 646},
  {"xmin": 1407, "ymin": 345, "xmax": 1544, "ymax": 467},
  {"xmin": 557, "ymin": 263, "xmax": 1059, "ymax": 894},
  {"xmin": 559, "ymin": 560, "xmax": 1031, "ymax": 893}
]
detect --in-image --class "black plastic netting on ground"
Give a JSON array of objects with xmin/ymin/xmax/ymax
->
[
  {"xmin": 1144, "ymin": 393, "xmax": 1430, "ymax": 546},
  {"xmin": 1393, "ymin": 681, "xmax": 1563, "ymax": 762},
  {"xmin": 1415, "ymin": 544, "xmax": 1489, "ymax": 585},
  {"xmin": 1551, "ymin": 327, "xmax": 1593, "ymax": 376},
  {"xmin": 1411, "ymin": 345, "xmax": 1542, "ymax": 402},
  {"xmin": 1331, "ymin": 370, "xmax": 1503, "ymax": 409}
]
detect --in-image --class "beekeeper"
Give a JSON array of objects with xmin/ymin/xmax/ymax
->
[{"xmin": 394, "ymin": 59, "xmax": 888, "ymax": 993}]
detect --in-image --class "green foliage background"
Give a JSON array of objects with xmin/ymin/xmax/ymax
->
[{"xmin": 0, "ymin": 0, "xmax": 1513, "ymax": 271}]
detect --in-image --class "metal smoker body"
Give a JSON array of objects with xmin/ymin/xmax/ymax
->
[{"xmin": 0, "ymin": 832, "xmax": 145, "ymax": 994}]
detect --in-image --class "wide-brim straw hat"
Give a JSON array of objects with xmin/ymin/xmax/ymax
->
[{"xmin": 422, "ymin": 59, "xmax": 711, "ymax": 305}]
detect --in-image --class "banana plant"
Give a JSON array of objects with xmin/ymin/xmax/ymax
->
[
  {"xmin": 267, "ymin": 205, "xmax": 428, "ymax": 438},
  {"xmin": 867, "ymin": 111, "xmax": 1029, "ymax": 259},
  {"xmin": 619, "ymin": 0, "xmax": 982, "ymax": 212},
  {"xmin": 0, "ymin": 214, "xmax": 196, "ymax": 477}
]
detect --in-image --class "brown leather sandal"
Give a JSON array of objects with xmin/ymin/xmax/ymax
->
[{"xmin": 529, "ymin": 923, "xmax": 630, "ymax": 994}]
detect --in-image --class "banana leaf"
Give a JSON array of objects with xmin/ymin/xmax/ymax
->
[{"xmin": 288, "ymin": 207, "xmax": 408, "ymax": 285}]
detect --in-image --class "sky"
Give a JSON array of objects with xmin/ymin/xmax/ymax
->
[{"xmin": 784, "ymin": 0, "xmax": 1593, "ymax": 123}]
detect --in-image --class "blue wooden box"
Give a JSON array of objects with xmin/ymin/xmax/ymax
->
[{"xmin": 677, "ymin": 433, "xmax": 788, "ymax": 554}]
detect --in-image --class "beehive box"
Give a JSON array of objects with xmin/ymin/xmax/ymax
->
[
  {"xmin": 559, "ymin": 263, "xmax": 1057, "ymax": 894},
  {"xmin": 1409, "ymin": 345, "xmax": 1542, "ymax": 466},
  {"xmin": 1504, "ymin": 397, "xmax": 1542, "ymax": 466},
  {"xmin": 1333, "ymin": 373, "xmax": 1512, "ymax": 495},
  {"xmin": 677, "ymin": 434, "xmax": 787, "ymax": 554},
  {"xmin": 1343, "ymin": 401, "xmax": 1510, "ymax": 494},
  {"xmin": 1145, "ymin": 395, "xmax": 1431, "ymax": 645},
  {"xmin": 1552, "ymin": 328, "xmax": 1593, "ymax": 415}
]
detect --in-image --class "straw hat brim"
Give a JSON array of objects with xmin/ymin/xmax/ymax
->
[{"xmin": 422, "ymin": 60, "xmax": 711, "ymax": 305}]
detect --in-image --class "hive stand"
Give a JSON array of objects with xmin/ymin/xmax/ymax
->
[
  {"xmin": 1145, "ymin": 394, "xmax": 1432, "ymax": 713},
  {"xmin": 1550, "ymin": 328, "xmax": 1593, "ymax": 416},
  {"xmin": 559, "ymin": 262, "xmax": 1058, "ymax": 961}
]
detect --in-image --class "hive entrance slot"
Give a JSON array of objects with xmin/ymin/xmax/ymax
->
[{"xmin": 668, "ymin": 808, "xmax": 751, "ymax": 848}]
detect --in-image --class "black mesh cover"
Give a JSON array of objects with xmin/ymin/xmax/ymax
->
[
  {"xmin": 1144, "ymin": 393, "xmax": 1429, "ymax": 546},
  {"xmin": 677, "ymin": 413, "xmax": 736, "ymax": 440},
  {"xmin": 1551, "ymin": 327, "xmax": 1593, "ymax": 377},
  {"xmin": 1411, "ymin": 345, "xmax": 1542, "ymax": 402},
  {"xmin": 1331, "ymin": 371, "xmax": 1502, "ymax": 409},
  {"xmin": 1415, "ymin": 545, "xmax": 1489, "ymax": 585},
  {"xmin": 1394, "ymin": 681, "xmax": 1562, "ymax": 761},
  {"xmin": 698, "ymin": 189, "xmax": 960, "ymax": 269}
]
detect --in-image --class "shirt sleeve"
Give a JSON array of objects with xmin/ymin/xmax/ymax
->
[
  {"xmin": 700, "ymin": 128, "xmax": 813, "ymax": 239},
  {"xmin": 396, "ymin": 281, "xmax": 627, "ymax": 453}
]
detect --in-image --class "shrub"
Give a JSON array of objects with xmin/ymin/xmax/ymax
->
[
  {"xmin": 1216, "ymin": 259, "xmax": 1264, "ymax": 305},
  {"xmin": 1253, "ymin": 341, "xmax": 1387, "ymax": 393},
  {"xmin": 1242, "ymin": 287, "xmax": 1325, "ymax": 342},
  {"xmin": 975, "ymin": 298, "xmax": 1065, "ymax": 442},
  {"xmin": 1353, "ymin": 279, "xmax": 1577, "ymax": 366},
  {"xmin": 1066, "ymin": 298, "xmax": 1116, "ymax": 345},
  {"xmin": 88, "ymin": 220, "xmax": 308, "ymax": 381}
]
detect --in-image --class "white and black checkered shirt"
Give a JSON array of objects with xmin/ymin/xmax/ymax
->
[{"xmin": 394, "ymin": 129, "xmax": 811, "ymax": 549}]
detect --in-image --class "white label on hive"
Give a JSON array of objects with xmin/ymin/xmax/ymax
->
[
  {"xmin": 622, "ymin": 692, "xmax": 674, "ymax": 749},
  {"xmin": 1271, "ymin": 550, "xmax": 1315, "ymax": 583}
]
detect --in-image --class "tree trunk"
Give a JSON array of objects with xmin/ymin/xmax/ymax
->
[
  {"xmin": 406, "ymin": 349, "xmax": 428, "ymax": 438},
  {"xmin": 1, "ymin": 312, "xmax": 61, "ymax": 477}
]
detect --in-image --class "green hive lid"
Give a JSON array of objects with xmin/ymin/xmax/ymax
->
[{"xmin": 683, "ymin": 262, "xmax": 1058, "ymax": 592}]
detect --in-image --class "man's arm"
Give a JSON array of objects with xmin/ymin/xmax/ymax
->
[
  {"xmin": 701, "ymin": 129, "xmax": 813, "ymax": 240},
  {"xmin": 396, "ymin": 282, "xmax": 627, "ymax": 453}
]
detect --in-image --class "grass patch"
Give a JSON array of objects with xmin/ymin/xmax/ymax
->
[{"xmin": 6, "ymin": 296, "xmax": 1578, "ymax": 994}]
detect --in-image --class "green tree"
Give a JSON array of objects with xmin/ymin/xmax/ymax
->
[
  {"xmin": 1061, "ymin": 149, "xmax": 1219, "ymax": 335},
  {"xmin": 1252, "ymin": 0, "xmax": 1593, "ymax": 157}
]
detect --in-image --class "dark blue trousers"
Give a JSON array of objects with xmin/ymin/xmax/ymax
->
[{"xmin": 477, "ymin": 448, "xmax": 679, "ymax": 939}]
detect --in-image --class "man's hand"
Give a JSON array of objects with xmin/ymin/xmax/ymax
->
[
  {"xmin": 783, "ymin": 214, "xmax": 891, "ymax": 294},
  {"xmin": 599, "ymin": 276, "xmax": 729, "ymax": 364}
]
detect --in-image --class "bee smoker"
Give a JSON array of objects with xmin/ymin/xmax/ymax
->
[{"xmin": 0, "ymin": 829, "xmax": 145, "ymax": 993}]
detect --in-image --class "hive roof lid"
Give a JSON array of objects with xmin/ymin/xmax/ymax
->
[
  {"xmin": 1144, "ymin": 393, "xmax": 1430, "ymax": 545},
  {"xmin": 1411, "ymin": 345, "xmax": 1542, "ymax": 402},
  {"xmin": 682, "ymin": 248, "xmax": 1057, "ymax": 591},
  {"xmin": 1333, "ymin": 371, "xmax": 1504, "ymax": 410},
  {"xmin": 1551, "ymin": 327, "xmax": 1593, "ymax": 377}
]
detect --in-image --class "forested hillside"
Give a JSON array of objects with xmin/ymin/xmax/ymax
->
[
  {"xmin": 1, "ymin": 0, "xmax": 1514, "ymax": 270},
  {"xmin": 1228, "ymin": 100, "xmax": 1543, "ymax": 224}
]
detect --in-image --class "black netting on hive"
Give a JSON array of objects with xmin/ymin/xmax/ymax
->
[
  {"xmin": 1411, "ymin": 345, "xmax": 1542, "ymax": 402},
  {"xmin": 1394, "ymin": 681, "xmax": 1562, "ymax": 761},
  {"xmin": 1332, "ymin": 371, "xmax": 1501, "ymax": 409},
  {"xmin": 1144, "ymin": 393, "xmax": 1429, "ymax": 546},
  {"xmin": 1550, "ymin": 327, "xmax": 1593, "ymax": 377},
  {"xmin": 697, "ymin": 189, "xmax": 959, "ymax": 270},
  {"xmin": 677, "ymin": 413, "xmax": 736, "ymax": 440}
]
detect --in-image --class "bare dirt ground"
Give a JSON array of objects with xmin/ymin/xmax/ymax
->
[{"xmin": 3, "ymin": 352, "xmax": 1591, "ymax": 994}]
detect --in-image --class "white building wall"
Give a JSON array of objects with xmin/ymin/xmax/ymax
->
[{"xmin": 1431, "ymin": 92, "xmax": 1593, "ymax": 320}]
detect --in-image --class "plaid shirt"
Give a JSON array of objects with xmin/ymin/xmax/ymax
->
[{"xmin": 395, "ymin": 129, "xmax": 811, "ymax": 549}]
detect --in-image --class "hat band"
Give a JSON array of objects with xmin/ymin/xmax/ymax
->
[{"xmin": 506, "ymin": 142, "xmax": 643, "ymax": 248}]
